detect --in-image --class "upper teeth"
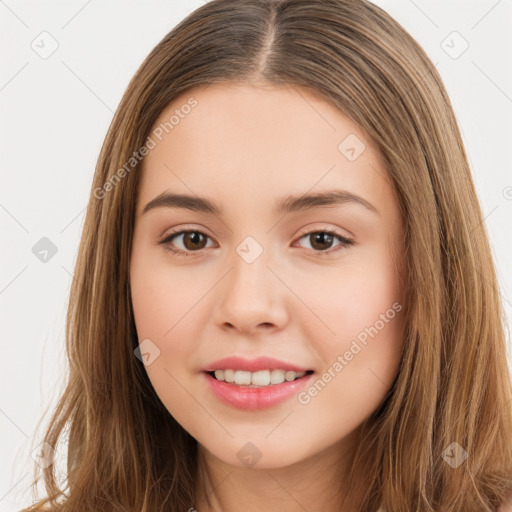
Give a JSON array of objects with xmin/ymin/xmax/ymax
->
[{"xmin": 213, "ymin": 369, "xmax": 306, "ymax": 386}]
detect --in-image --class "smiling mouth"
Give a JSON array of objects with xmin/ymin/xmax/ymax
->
[{"xmin": 206, "ymin": 369, "xmax": 315, "ymax": 387}]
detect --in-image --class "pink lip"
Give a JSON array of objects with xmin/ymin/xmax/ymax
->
[
  {"xmin": 203, "ymin": 356, "xmax": 312, "ymax": 373},
  {"xmin": 203, "ymin": 371, "xmax": 314, "ymax": 410}
]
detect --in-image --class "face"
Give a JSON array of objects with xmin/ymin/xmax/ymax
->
[{"xmin": 130, "ymin": 81, "xmax": 406, "ymax": 470}]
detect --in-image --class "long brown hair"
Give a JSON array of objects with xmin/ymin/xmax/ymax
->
[{"xmin": 18, "ymin": 0, "xmax": 512, "ymax": 510}]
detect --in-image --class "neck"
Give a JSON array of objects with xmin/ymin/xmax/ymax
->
[{"xmin": 193, "ymin": 428, "xmax": 366, "ymax": 512}]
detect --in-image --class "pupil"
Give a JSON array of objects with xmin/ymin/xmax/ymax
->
[
  {"xmin": 311, "ymin": 232, "xmax": 333, "ymax": 250},
  {"xmin": 185, "ymin": 232, "xmax": 205, "ymax": 250}
]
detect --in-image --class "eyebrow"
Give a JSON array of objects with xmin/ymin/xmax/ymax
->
[{"xmin": 142, "ymin": 189, "xmax": 379, "ymax": 217}]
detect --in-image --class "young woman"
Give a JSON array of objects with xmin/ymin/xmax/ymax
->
[{"xmin": 20, "ymin": 0, "xmax": 512, "ymax": 511}]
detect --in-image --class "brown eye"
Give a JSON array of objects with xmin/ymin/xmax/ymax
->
[
  {"xmin": 296, "ymin": 230, "xmax": 355, "ymax": 255},
  {"xmin": 180, "ymin": 231, "xmax": 208, "ymax": 250},
  {"xmin": 309, "ymin": 232, "xmax": 335, "ymax": 251},
  {"xmin": 159, "ymin": 230, "xmax": 214, "ymax": 256}
]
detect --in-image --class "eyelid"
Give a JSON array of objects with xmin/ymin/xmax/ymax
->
[
  {"xmin": 294, "ymin": 223, "xmax": 352, "ymax": 240},
  {"xmin": 158, "ymin": 224, "xmax": 214, "ymax": 242}
]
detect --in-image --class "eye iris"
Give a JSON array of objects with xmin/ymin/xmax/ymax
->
[
  {"xmin": 310, "ymin": 232, "xmax": 333, "ymax": 251},
  {"xmin": 183, "ymin": 231, "xmax": 207, "ymax": 250}
]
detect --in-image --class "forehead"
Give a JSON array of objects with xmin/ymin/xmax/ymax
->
[{"xmin": 136, "ymin": 81, "xmax": 394, "ymax": 217}]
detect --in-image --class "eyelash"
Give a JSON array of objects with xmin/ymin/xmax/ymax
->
[{"xmin": 158, "ymin": 228, "xmax": 355, "ymax": 258}]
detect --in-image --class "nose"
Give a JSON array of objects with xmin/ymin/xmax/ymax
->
[{"xmin": 212, "ymin": 249, "xmax": 289, "ymax": 335}]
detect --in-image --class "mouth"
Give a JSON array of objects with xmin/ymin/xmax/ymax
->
[
  {"xmin": 203, "ymin": 368, "xmax": 316, "ymax": 410},
  {"xmin": 204, "ymin": 369, "xmax": 315, "ymax": 388}
]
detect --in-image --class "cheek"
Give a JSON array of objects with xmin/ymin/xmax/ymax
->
[
  {"xmin": 293, "ymin": 270, "xmax": 404, "ymax": 439},
  {"xmin": 131, "ymin": 269, "xmax": 194, "ymax": 337},
  {"xmin": 130, "ymin": 247, "xmax": 203, "ymax": 392},
  {"xmin": 130, "ymin": 262, "xmax": 204, "ymax": 430},
  {"xmin": 301, "ymin": 255, "xmax": 403, "ymax": 341},
  {"xmin": 297, "ymin": 251, "xmax": 405, "ymax": 395},
  {"xmin": 130, "ymin": 238, "xmax": 206, "ymax": 339}
]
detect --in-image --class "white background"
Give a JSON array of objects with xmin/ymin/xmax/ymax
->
[{"xmin": 1, "ymin": 1, "xmax": 511, "ymax": 510}]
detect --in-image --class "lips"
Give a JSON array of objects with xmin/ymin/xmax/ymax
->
[
  {"xmin": 203, "ymin": 370, "xmax": 315, "ymax": 410},
  {"xmin": 203, "ymin": 355, "xmax": 313, "ymax": 373},
  {"xmin": 202, "ymin": 356, "xmax": 316, "ymax": 410}
]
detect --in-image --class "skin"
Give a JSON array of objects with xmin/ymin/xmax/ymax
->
[{"xmin": 130, "ymin": 80, "xmax": 407, "ymax": 512}]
